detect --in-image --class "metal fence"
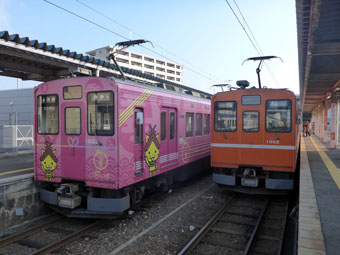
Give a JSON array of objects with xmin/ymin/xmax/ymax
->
[{"xmin": 0, "ymin": 112, "xmax": 33, "ymax": 153}]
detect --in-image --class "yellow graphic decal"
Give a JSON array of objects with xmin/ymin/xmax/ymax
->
[
  {"xmin": 93, "ymin": 150, "xmax": 108, "ymax": 170},
  {"xmin": 119, "ymin": 89, "xmax": 153, "ymax": 127},
  {"xmin": 144, "ymin": 125, "xmax": 160, "ymax": 177},
  {"xmin": 40, "ymin": 141, "xmax": 58, "ymax": 181},
  {"xmin": 182, "ymin": 140, "xmax": 191, "ymax": 164}
]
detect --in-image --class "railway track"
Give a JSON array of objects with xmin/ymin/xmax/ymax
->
[
  {"xmin": 178, "ymin": 194, "xmax": 289, "ymax": 255},
  {"xmin": 0, "ymin": 216, "xmax": 99, "ymax": 255}
]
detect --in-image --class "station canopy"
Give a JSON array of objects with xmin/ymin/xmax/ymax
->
[
  {"xmin": 0, "ymin": 30, "xmax": 210, "ymax": 98},
  {"xmin": 297, "ymin": 0, "xmax": 340, "ymax": 112}
]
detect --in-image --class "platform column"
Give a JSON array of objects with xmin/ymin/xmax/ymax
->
[
  {"xmin": 315, "ymin": 105, "xmax": 321, "ymax": 139},
  {"xmin": 322, "ymin": 103, "xmax": 327, "ymax": 143},
  {"xmin": 329, "ymin": 102, "xmax": 337, "ymax": 148}
]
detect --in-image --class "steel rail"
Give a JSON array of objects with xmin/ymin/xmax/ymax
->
[
  {"xmin": 243, "ymin": 199, "xmax": 269, "ymax": 255},
  {"xmin": 277, "ymin": 200, "xmax": 289, "ymax": 255},
  {"xmin": 177, "ymin": 195, "xmax": 235, "ymax": 255},
  {"xmin": 0, "ymin": 216, "xmax": 62, "ymax": 248},
  {"xmin": 32, "ymin": 221, "xmax": 99, "ymax": 255}
]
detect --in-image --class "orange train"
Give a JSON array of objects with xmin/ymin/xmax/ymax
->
[{"xmin": 211, "ymin": 86, "xmax": 300, "ymax": 193}]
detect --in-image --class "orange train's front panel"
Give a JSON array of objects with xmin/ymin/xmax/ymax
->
[{"xmin": 211, "ymin": 88, "xmax": 299, "ymax": 192}]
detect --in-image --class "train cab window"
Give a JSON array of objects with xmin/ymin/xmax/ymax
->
[
  {"xmin": 87, "ymin": 91, "xmax": 114, "ymax": 136},
  {"xmin": 65, "ymin": 107, "xmax": 81, "ymax": 135},
  {"xmin": 266, "ymin": 100, "xmax": 291, "ymax": 132},
  {"xmin": 243, "ymin": 111, "xmax": 259, "ymax": 132},
  {"xmin": 161, "ymin": 111, "xmax": 166, "ymax": 141},
  {"xmin": 204, "ymin": 114, "xmax": 210, "ymax": 135},
  {"xmin": 214, "ymin": 101, "xmax": 237, "ymax": 132},
  {"xmin": 186, "ymin": 112, "xmax": 194, "ymax": 137},
  {"xmin": 63, "ymin": 86, "xmax": 82, "ymax": 100},
  {"xmin": 170, "ymin": 112, "xmax": 175, "ymax": 140},
  {"xmin": 196, "ymin": 113, "xmax": 202, "ymax": 136},
  {"xmin": 37, "ymin": 95, "xmax": 59, "ymax": 134}
]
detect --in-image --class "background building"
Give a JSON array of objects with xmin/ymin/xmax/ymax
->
[{"xmin": 86, "ymin": 46, "xmax": 183, "ymax": 84}]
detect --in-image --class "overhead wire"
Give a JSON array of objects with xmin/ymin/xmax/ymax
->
[
  {"xmin": 75, "ymin": 0, "xmax": 221, "ymax": 83},
  {"xmin": 43, "ymin": 0, "xmax": 221, "ymax": 84},
  {"xmin": 226, "ymin": 0, "xmax": 280, "ymax": 87}
]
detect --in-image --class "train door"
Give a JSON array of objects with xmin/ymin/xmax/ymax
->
[
  {"xmin": 160, "ymin": 108, "xmax": 178, "ymax": 169},
  {"xmin": 61, "ymin": 86, "xmax": 86, "ymax": 179},
  {"xmin": 134, "ymin": 108, "xmax": 144, "ymax": 176}
]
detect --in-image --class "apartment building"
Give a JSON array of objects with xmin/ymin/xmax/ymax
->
[{"xmin": 86, "ymin": 46, "xmax": 183, "ymax": 84}]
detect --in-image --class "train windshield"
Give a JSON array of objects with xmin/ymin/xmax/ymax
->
[
  {"xmin": 37, "ymin": 95, "xmax": 59, "ymax": 134},
  {"xmin": 266, "ymin": 100, "xmax": 291, "ymax": 132},
  {"xmin": 87, "ymin": 91, "xmax": 114, "ymax": 136},
  {"xmin": 214, "ymin": 101, "xmax": 237, "ymax": 132}
]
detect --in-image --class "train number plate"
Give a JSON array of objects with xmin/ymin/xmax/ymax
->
[{"xmin": 241, "ymin": 178, "xmax": 258, "ymax": 187}]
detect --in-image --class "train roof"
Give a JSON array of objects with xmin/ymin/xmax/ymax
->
[
  {"xmin": 111, "ymin": 77, "xmax": 211, "ymax": 102},
  {"xmin": 213, "ymin": 87, "xmax": 296, "ymax": 98}
]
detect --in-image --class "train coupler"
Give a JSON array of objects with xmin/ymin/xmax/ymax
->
[
  {"xmin": 241, "ymin": 168, "xmax": 258, "ymax": 187},
  {"xmin": 56, "ymin": 183, "xmax": 81, "ymax": 209}
]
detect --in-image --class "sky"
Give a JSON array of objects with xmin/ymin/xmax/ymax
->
[{"xmin": 0, "ymin": 0, "xmax": 299, "ymax": 95}]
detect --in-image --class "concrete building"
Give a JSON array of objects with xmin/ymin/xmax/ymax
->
[{"xmin": 86, "ymin": 46, "xmax": 183, "ymax": 84}]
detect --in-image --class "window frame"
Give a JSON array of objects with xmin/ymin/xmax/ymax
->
[
  {"xmin": 87, "ymin": 90, "xmax": 114, "ymax": 136},
  {"xmin": 242, "ymin": 111, "xmax": 259, "ymax": 132},
  {"xmin": 64, "ymin": 106, "xmax": 81, "ymax": 135},
  {"xmin": 214, "ymin": 101, "xmax": 237, "ymax": 132},
  {"xmin": 37, "ymin": 94, "xmax": 59, "ymax": 135},
  {"xmin": 265, "ymin": 99, "xmax": 292, "ymax": 133}
]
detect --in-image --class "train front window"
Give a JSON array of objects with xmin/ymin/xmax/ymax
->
[
  {"xmin": 37, "ymin": 95, "xmax": 59, "ymax": 134},
  {"xmin": 243, "ymin": 111, "xmax": 259, "ymax": 132},
  {"xmin": 214, "ymin": 101, "xmax": 237, "ymax": 132},
  {"xmin": 87, "ymin": 91, "xmax": 114, "ymax": 136},
  {"xmin": 266, "ymin": 100, "xmax": 291, "ymax": 132}
]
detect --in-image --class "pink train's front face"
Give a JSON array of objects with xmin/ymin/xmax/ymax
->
[
  {"xmin": 34, "ymin": 77, "xmax": 211, "ymax": 192},
  {"xmin": 34, "ymin": 77, "xmax": 119, "ymax": 189}
]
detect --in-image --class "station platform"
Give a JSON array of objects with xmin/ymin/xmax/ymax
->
[{"xmin": 298, "ymin": 136, "xmax": 340, "ymax": 255}]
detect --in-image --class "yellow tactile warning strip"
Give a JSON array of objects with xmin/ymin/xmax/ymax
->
[
  {"xmin": 310, "ymin": 136, "xmax": 340, "ymax": 190},
  {"xmin": 298, "ymin": 138, "xmax": 326, "ymax": 255}
]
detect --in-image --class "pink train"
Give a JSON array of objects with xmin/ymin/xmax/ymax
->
[{"xmin": 34, "ymin": 77, "xmax": 211, "ymax": 217}]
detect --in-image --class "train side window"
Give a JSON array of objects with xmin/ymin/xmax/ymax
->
[
  {"xmin": 170, "ymin": 112, "xmax": 175, "ymax": 140},
  {"xmin": 204, "ymin": 114, "xmax": 210, "ymax": 135},
  {"xmin": 37, "ymin": 94, "xmax": 59, "ymax": 134},
  {"xmin": 87, "ymin": 91, "xmax": 114, "ymax": 136},
  {"xmin": 243, "ymin": 111, "xmax": 259, "ymax": 132},
  {"xmin": 65, "ymin": 107, "xmax": 81, "ymax": 135},
  {"xmin": 266, "ymin": 100, "xmax": 292, "ymax": 132},
  {"xmin": 214, "ymin": 101, "xmax": 237, "ymax": 132},
  {"xmin": 196, "ymin": 113, "xmax": 202, "ymax": 136},
  {"xmin": 186, "ymin": 112, "xmax": 194, "ymax": 137},
  {"xmin": 161, "ymin": 111, "xmax": 166, "ymax": 141}
]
